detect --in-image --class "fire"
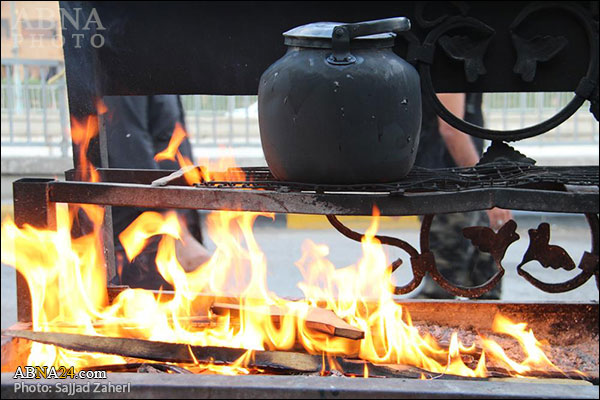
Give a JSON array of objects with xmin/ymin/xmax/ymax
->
[
  {"xmin": 154, "ymin": 123, "xmax": 188, "ymax": 163},
  {"xmin": 70, "ymin": 115, "xmax": 100, "ymax": 183},
  {"xmin": 294, "ymin": 211, "xmax": 489, "ymax": 376},
  {"xmin": 0, "ymin": 115, "xmax": 570, "ymax": 378},
  {"xmin": 153, "ymin": 122, "xmax": 246, "ymax": 185},
  {"xmin": 480, "ymin": 314, "xmax": 564, "ymax": 376},
  {"xmin": 154, "ymin": 122, "xmax": 202, "ymax": 185},
  {"xmin": 186, "ymin": 346, "xmax": 255, "ymax": 375}
]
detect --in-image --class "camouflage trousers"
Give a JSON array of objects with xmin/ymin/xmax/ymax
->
[{"xmin": 418, "ymin": 211, "xmax": 502, "ymax": 299}]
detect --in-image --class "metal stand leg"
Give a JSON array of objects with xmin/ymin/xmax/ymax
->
[{"xmin": 12, "ymin": 178, "xmax": 57, "ymax": 323}]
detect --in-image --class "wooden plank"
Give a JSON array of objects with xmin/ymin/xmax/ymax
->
[
  {"xmin": 1, "ymin": 329, "xmax": 321, "ymax": 373},
  {"xmin": 106, "ymin": 286, "xmax": 599, "ymax": 344},
  {"xmin": 0, "ymin": 329, "xmax": 420, "ymax": 378},
  {"xmin": 2, "ymin": 329, "xmax": 595, "ymax": 383},
  {"xmin": 0, "ymin": 329, "xmax": 443, "ymax": 379},
  {"xmin": 211, "ymin": 302, "xmax": 364, "ymax": 340}
]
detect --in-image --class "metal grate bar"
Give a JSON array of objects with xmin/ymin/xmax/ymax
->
[{"xmin": 192, "ymin": 163, "xmax": 598, "ymax": 194}]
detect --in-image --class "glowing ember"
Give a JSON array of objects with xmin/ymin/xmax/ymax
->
[{"xmin": 0, "ymin": 115, "xmax": 580, "ymax": 379}]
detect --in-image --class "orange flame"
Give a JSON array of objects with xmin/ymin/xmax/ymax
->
[
  {"xmin": 0, "ymin": 201, "xmax": 568, "ymax": 377},
  {"xmin": 154, "ymin": 123, "xmax": 188, "ymax": 163},
  {"xmin": 70, "ymin": 116, "xmax": 100, "ymax": 183},
  {"xmin": 153, "ymin": 122, "xmax": 202, "ymax": 185},
  {"xmin": 481, "ymin": 314, "xmax": 565, "ymax": 376},
  {"xmin": 96, "ymin": 99, "xmax": 108, "ymax": 115},
  {"xmin": 0, "ymin": 118, "xmax": 571, "ymax": 378}
]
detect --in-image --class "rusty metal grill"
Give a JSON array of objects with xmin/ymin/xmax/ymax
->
[{"xmin": 196, "ymin": 163, "xmax": 599, "ymax": 194}]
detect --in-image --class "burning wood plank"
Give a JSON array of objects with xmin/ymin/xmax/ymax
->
[
  {"xmin": 18, "ymin": 316, "xmax": 217, "ymax": 330},
  {"xmin": 2, "ymin": 329, "xmax": 595, "ymax": 383},
  {"xmin": 211, "ymin": 302, "xmax": 364, "ymax": 340},
  {"xmin": 0, "ymin": 329, "xmax": 420, "ymax": 377},
  {"xmin": 80, "ymin": 363, "xmax": 194, "ymax": 374},
  {"xmin": 0, "ymin": 328, "xmax": 434, "ymax": 378},
  {"xmin": 2, "ymin": 329, "xmax": 321, "ymax": 373},
  {"xmin": 151, "ymin": 166, "xmax": 199, "ymax": 187},
  {"xmin": 107, "ymin": 286, "xmax": 363, "ymax": 340}
]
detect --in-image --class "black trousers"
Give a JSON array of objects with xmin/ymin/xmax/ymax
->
[
  {"xmin": 103, "ymin": 95, "xmax": 202, "ymax": 290},
  {"xmin": 418, "ymin": 211, "xmax": 502, "ymax": 299}
]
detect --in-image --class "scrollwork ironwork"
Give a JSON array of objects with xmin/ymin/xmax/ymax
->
[
  {"xmin": 411, "ymin": 1, "xmax": 599, "ymax": 142},
  {"xmin": 438, "ymin": 34, "xmax": 493, "ymax": 83},
  {"xmin": 516, "ymin": 213, "xmax": 599, "ymax": 292},
  {"xmin": 511, "ymin": 33, "xmax": 568, "ymax": 82},
  {"xmin": 418, "ymin": 214, "xmax": 511, "ymax": 298},
  {"xmin": 327, "ymin": 212, "xmax": 599, "ymax": 298}
]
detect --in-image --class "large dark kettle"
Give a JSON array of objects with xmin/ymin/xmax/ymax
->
[{"xmin": 258, "ymin": 17, "xmax": 421, "ymax": 184}]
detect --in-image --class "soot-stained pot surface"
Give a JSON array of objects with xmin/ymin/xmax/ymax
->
[{"xmin": 258, "ymin": 17, "xmax": 421, "ymax": 184}]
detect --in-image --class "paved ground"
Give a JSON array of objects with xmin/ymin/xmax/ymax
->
[{"xmin": 2, "ymin": 214, "xmax": 597, "ymax": 330}]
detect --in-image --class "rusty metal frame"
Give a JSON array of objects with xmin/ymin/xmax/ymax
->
[
  {"xmin": 27, "ymin": 167, "xmax": 600, "ymax": 215},
  {"xmin": 49, "ymin": 180, "xmax": 599, "ymax": 214},
  {"xmin": 12, "ymin": 169, "xmax": 599, "ymax": 319}
]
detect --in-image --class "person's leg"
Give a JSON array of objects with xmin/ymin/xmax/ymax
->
[
  {"xmin": 150, "ymin": 95, "xmax": 205, "ymax": 246},
  {"xmin": 417, "ymin": 212, "xmax": 473, "ymax": 299},
  {"xmin": 467, "ymin": 211, "xmax": 502, "ymax": 299}
]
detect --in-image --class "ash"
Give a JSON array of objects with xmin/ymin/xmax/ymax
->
[{"xmin": 415, "ymin": 322, "xmax": 599, "ymax": 375}]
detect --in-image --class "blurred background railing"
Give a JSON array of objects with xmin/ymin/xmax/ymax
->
[
  {"xmin": 1, "ymin": 58, "xmax": 70, "ymax": 157},
  {"xmin": 2, "ymin": 58, "xmax": 599, "ymax": 159}
]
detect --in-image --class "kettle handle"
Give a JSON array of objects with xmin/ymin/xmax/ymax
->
[
  {"xmin": 344, "ymin": 17, "xmax": 411, "ymax": 39},
  {"xmin": 328, "ymin": 17, "xmax": 411, "ymax": 65}
]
